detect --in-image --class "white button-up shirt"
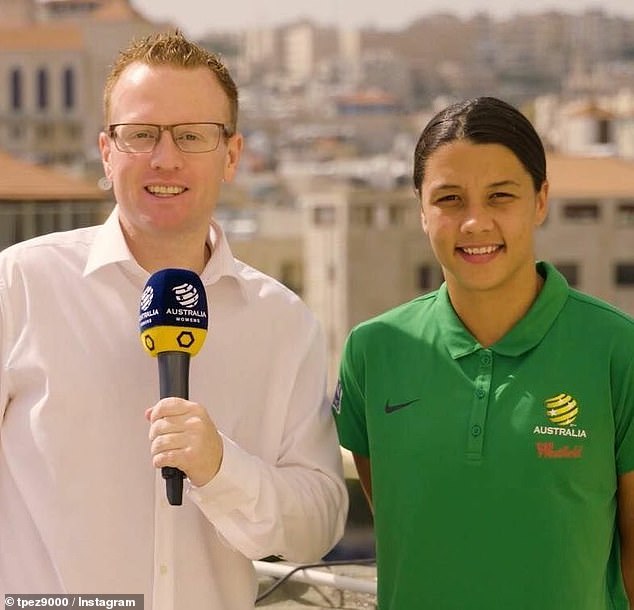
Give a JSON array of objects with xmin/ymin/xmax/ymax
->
[{"xmin": 0, "ymin": 208, "xmax": 347, "ymax": 610}]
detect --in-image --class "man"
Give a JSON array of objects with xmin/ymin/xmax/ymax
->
[
  {"xmin": 0, "ymin": 31, "xmax": 347, "ymax": 609},
  {"xmin": 333, "ymin": 97, "xmax": 634, "ymax": 609}
]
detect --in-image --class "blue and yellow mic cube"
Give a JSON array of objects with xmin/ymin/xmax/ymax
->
[{"xmin": 139, "ymin": 268, "xmax": 209, "ymax": 357}]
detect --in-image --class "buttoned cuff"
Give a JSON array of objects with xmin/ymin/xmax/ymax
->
[{"xmin": 187, "ymin": 433, "xmax": 256, "ymax": 509}]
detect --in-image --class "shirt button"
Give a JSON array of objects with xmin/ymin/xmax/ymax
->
[
  {"xmin": 476, "ymin": 388, "xmax": 486, "ymax": 399},
  {"xmin": 481, "ymin": 354, "xmax": 491, "ymax": 365},
  {"xmin": 471, "ymin": 425, "xmax": 482, "ymax": 436},
  {"xmin": 160, "ymin": 564, "xmax": 168, "ymax": 576}
]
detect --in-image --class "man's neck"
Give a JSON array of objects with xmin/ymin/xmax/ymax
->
[{"xmin": 123, "ymin": 227, "xmax": 211, "ymax": 275}]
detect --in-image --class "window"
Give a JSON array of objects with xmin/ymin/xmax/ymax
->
[
  {"xmin": 65, "ymin": 123, "xmax": 82, "ymax": 140},
  {"xmin": 597, "ymin": 119, "xmax": 610, "ymax": 145},
  {"xmin": 279, "ymin": 260, "xmax": 303, "ymax": 295},
  {"xmin": 10, "ymin": 68, "xmax": 22, "ymax": 110},
  {"xmin": 37, "ymin": 68, "xmax": 49, "ymax": 110},
  {"xmin": 313, "ymin": 206, "xmax": 335, "ymax": 226},
  {"xmin": 0, "ymin": 205, "xmax": 27, "ymax": 247},
  {"xmin": 62, "ymin": 67, "xmax": 75, "ymax": 110},
  {"xmin": 72, "ymin": 204, "xmax": 100, "ymax": 229},
  {"xmin": 389, "ymin": 205, "xmax": 405, "ymax": 226},
  {"xmin": 554, "ymin": 263, "xmax": 579, "ymax": 287},
  {"xmin": 4, "ymin": 205, "xmax": 33, "ymax": 243},
  {"xmin": 418, "ymin": 265, "xmax": 432, "ymax": 291},
  {"xmin": 417, "ymin": 265, "xmax": 442, "ymax": 292},
  {"xmin": 36, "ymin": 123, "xmax": 54, "ymax": 140},
  {"xmin": 9, "ymin": 124, "xmax": 25, "ymax": 140},
  {"xmin": 350, "ymin": 205, "xmax": 374, "ymax": 226},
  {"xmin": 616, "ymin": 202, "xmax": 634, "ymax": 227},
  {"xmin": 13, "ymin": 210, "xmax": 26, "ymax": 243},
  {"xmin": 615, "ymin": 264, "xmax": 634, "ymax": 286},
  {"xmin": 35, "ymin": 203, "xmax": 62, "ymax": 235},
  {"xmin": 562, "ymin": 202, "xmax": 600, "ymax": 222}
]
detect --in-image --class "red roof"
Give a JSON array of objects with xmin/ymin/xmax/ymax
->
[
  {"xmin": 0, "ymin": 150, "xmax": 110, "ymax": 201},
  {"xmin": 547, "ymin": 153, "xmax": 634, "ymax": 198},
  {"xmin": 0, "ymin": 23, "xmax": 84, "ymax": 51}
]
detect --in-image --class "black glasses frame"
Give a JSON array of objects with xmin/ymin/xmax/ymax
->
[{"xmin": 107, "ymin": 122, "xmax": 234, "ymax": 153}]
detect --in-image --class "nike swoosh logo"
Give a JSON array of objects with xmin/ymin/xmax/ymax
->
[{"xmin": 384, "ymin": 398, "xmax": 420, "ymax": 414}]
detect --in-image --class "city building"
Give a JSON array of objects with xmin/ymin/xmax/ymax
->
[
  {"xmin": 0, "ymin": 148, "xmax": 113, "ymax": 250},
  {"xmin": 226, "ymin": 152, "xmax": 634, "ymax": 385},
  {"xmin": 0, "ymin": 0, "xmax": 168, "ymax": 169},
  {"xmin": 2, "ymin": 3, "xmax": 633, "ymax": 383},
  {"xmin": 539, "ymin": 154, "xmax": 634, "ymax": 315}
]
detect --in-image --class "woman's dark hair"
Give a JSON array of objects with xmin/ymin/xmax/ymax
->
[{"xmin": 412, "ymin": 97, "xmax": 546, "ymax": 194}]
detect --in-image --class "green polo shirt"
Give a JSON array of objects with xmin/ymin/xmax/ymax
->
[{"xmin": 334, "ymin": 262, "xmax": 634, "ymax": 610}]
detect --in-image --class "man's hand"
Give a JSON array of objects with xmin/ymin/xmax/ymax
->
[{"xmin": 146, "ymin": 398, "xmax": 223, "ymax": 487}]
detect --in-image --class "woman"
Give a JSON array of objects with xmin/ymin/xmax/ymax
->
[{"xmin": 334, "ymin": 97, "xmax": 634, "ymax": 610}]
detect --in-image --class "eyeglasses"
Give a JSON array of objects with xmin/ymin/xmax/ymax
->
[{"xmin": 107, "ymin": 122, "xmax": 233, "ymax": 154}]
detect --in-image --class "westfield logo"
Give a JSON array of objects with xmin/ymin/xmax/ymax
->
[{"xmin": 536, "ymin": 442, "xmax": 583, "ymax": 459}]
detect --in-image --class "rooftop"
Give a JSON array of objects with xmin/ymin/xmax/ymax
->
[
  {"xmin": 0, "ymin": 150, "xmax": 109, "ymax": 201},
  {"xmin": 0, "ymin": 23, "xmax": 84, "ymax": 50},
  {"xmin": 547, "ymin": 153, "xmax": 634, "ymax": 199}
]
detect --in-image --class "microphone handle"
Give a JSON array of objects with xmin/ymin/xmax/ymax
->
[{"xmin": 157, "ymin": 351, "xmax": 190, "ymax": 506}]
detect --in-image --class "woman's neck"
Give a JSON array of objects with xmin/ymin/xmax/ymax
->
[{"xmin": 447, "ymin": 268, "xmax": 544, "ymax": 347}]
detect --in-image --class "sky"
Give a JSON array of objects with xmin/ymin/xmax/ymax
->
[{"xmin": 130, "ymin": 0, "xmax": 634, "ymax": 37}]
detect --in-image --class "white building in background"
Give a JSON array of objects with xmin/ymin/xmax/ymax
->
[
  {"xmin": 616, "ymin": 115, "xmax": 634, "ymax": 160},
  {"xmin": 241, "ymin": 27, "xmax": 276, "ymax": 81},
  {"xmin": 0, "ymin": 0, "xmax": 168, "ymax": 169},
  {"xmin": 533, "ymin": 92, "xmax": 634, "ymax": 159},
  {"xmin": 283, "ymin": 23, "xmax": 315, "ymax": 85},
  {"xmin": 338, "ymin": 28, "xmax": 362, "ymax": 86},
  {"xmin": 559, "ymin": 101, "xmax": 616, "ymax": 156}
]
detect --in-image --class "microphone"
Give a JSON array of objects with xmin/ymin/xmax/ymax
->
[{"xmin": 139, "ymin": 268, "xmax": 209, "ymax": 505}]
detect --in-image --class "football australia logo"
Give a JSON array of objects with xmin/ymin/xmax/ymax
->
[
  {"xmin": 544, "ymin": 393, "xmax": 578, "ymax": 426},
  {"xmin": 331, "ymin": 380, "xmax": 342, "ymax": 415},
  {"xmin": 173, "ymin": 282, "xmax": 199, "ymax": 308},
  {"xmin": 534, "ymin": 392, "xmax": 586, "ymax": 459},
  {"xmin": 140, "ymin": 285, "xmax": 154, "ymax": 311}
]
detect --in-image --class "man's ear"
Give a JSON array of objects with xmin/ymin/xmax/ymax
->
[
  {"xmin": 222, "ymin": 133, "xmax": 244, "ymax": 183},
  {"xmin": 99, "ymin": 131, "xmax": 113, "ymax": 181}
]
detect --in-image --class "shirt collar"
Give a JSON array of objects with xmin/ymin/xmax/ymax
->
[
  {"xmin": 436, "ymin": 261, "xmax": 569, "ymax": 359},
  {"xmin": 83, "ymin": 206, "xmax": 137, "ymax": 277},
  {"xmin": 202, "ymin": 219, "xmax": 249, "ymax": 300},
  {"xmin": 83, "ymin": 206, "xmax": 248, "ymax": 300},
  {"xmin": 433, "ymin": 284, "xmax": 480, "ymax": 359},
  {"xmin": 493, "ymin": 261, "xmax": 569, "ymax": 356}
]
